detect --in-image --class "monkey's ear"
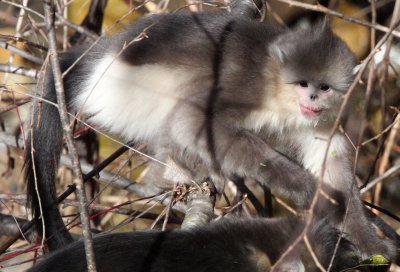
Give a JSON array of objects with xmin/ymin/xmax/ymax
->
[
  {"xmin": 269, "ymin": 44, "xmax": 285, "ymax": 63},
  {"xmin": 269, "ymin": 38, "xmax": 289, "ymax": 63}
]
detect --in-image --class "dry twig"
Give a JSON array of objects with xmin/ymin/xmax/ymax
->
[{"xmin": 42, "ymin": 1, "xmax": 96, "ymax": 270}]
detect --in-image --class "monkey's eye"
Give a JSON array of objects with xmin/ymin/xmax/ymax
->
[
  {"xmin": 319, "ymin": 84, "xmax": 330, "ymax": 92},
  {"xmin": 298, "ymin": 81, "xmax": 308, "ymax": 88}
]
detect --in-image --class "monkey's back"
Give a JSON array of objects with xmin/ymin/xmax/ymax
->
[{"xmin": 65, "ymin": 12, "xmax": 284, "ymax": 142}]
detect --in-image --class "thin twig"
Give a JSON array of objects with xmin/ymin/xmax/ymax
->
[
  {"xmin": 361, "ymin": 163, "xmax": 400, "ymax": 195},
  {"xmin": 275, "ymin": 0, "xmax": 400, "ymax": 38},
  {"xmin": 55, "ymin": 13, "xmax": 98, "ymax": 41},
  {"xmin": 162, "ymin": 194, "xmax": 175, "ymax": 230},
  {"xmin": 0, "ymin": 213, "xmax": 35, "ymax": 242},
  {"xmin": 354, "ymin": 0, "xmax": 378, "ymax": 173},
  {"xmin": 0, "ymin": 34, "xmax": 47, "ymax": 51},
  {"xmin": 304, "ymin": 235, "xmax": 327, "ymax": 272},
  {"xmin": 62, "ymin": 199, "xmax": 182, "ymax": 225},
  {"xmin": 361, "ymin": 115, "xmax": 400, "ymax": 145},
  {"xmin": 0, "ymin": 0, "xmax": 44, "ymax": 19},
  {"xmin": 0, "ymin": 63, "xmax": 39, "ymax": 78},
  {"xmin": 374, "ymin": 0, "xmax": 400, "ymax": 205},
  {"xmin": 0, "ymin": 41, "xmax": 43, "ymax": 64},
  {"xmin": 42, "ymin": 1, "xmax": 96, "ymax": 271}
]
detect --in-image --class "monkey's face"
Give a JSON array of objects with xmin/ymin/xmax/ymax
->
[{"xmin": 293, "ymin": 80, "xmax": 342, "ymax": 121}]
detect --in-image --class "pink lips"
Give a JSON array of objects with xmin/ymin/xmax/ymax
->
[{"xmin": 300, "ymin": 104, "xmax": 322, "ymax": 117}]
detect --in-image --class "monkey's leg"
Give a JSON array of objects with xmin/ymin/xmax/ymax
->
[{"xmin": 307, "ymin": 139, "xmax": 397, "ymax": 260}]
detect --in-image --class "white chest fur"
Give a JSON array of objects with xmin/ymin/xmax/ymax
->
[{"xmin": 73, "ymin": 55, "xmax": 194, "ymax": 141}]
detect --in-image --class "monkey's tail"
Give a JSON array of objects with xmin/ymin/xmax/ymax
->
[{"xmin": 25, "ymin": 52, "xmax": 83, "ymax": 251}]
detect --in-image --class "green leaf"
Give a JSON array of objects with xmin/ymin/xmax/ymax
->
[{"xmin": 360, "ymin": 255, "xmax": 390, "ymax": 265}]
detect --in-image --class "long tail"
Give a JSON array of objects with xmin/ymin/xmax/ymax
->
[{"xmin": 25, "ymin": 51, "xmax": 84, "ymax": 251}]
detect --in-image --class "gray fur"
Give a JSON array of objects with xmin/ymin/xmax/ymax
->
[{"xmin": 28, "ymin": 217, "xmax": 359, "ymax": 272}]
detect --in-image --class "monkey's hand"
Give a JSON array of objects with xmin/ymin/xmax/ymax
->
[{"xmin": 219, "ymin": 130, "xmax": 317, "ymax": 209}]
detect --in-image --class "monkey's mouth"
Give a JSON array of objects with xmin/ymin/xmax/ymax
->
[{"xmin": 300, "ymin": 104, "xmax": 323, "ymax": 117}]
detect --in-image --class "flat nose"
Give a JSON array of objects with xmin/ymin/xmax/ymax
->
[{"xmin": 310, "ymin": 93, "xmax": 318, "ymax": 101}]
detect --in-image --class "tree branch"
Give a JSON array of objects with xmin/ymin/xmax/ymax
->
[{"xmin": 42, "ymin": 1, "xmax": 96, "ymax": 270}]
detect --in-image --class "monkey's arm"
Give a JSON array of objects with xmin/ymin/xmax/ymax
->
[{"xmin": 300, "ymin": 133, "xmax": 397, "ymax": 259}]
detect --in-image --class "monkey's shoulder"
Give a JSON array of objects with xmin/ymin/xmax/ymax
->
[
  {"xmin": 119, "ymin": 11, "xmax": 283, "ymax": 41},
  {"xmin": 98, "ymin": 12, "xmax": 282, "ymax": 65}
]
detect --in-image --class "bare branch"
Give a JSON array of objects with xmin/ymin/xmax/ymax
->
[
  {"xmin": 181, "ymin": 182, "xmax": 216, "ymax": 229},
  {"xmin": 275, "ymin": 0, "xmax": 400, "ymax": 38},
  {"xmin": 0, "ymin": 41, "xmax": 43, "ymax": 64},
  {"xmin": 0, "ymin": 63, "xmax": 39, "ymax": 78},
  {"xmin": 42, "ymin": 1, "xmax": 96, "ymax": 270}
]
